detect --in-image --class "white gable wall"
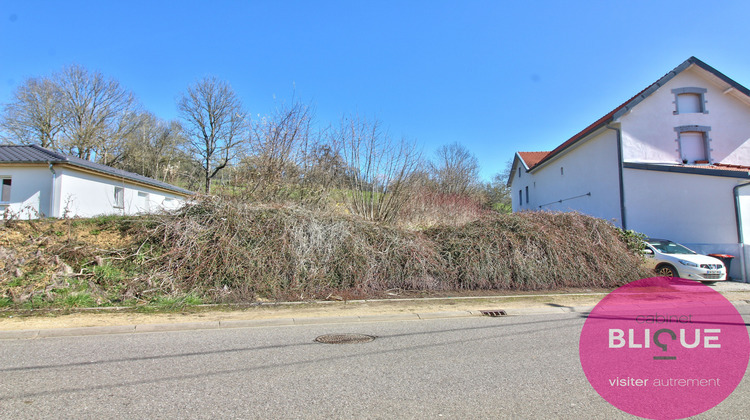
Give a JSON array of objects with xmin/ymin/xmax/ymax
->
[
  {"xmin": 620, "ymin": 66, "xmax": 750, "ymax": 165},
  {"xmin": 616, "ymin": 65, "xmax": 750, "ymax": 281},
  {"xmin": 512, "ymin": 128, "xmax": 622, "ymax": 224},
  {"xmin": 510, "ymin": 158, "xmax": 530, "ymax": 213}
]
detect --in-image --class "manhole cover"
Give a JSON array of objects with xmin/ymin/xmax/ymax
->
[{"xmin": 314, "ymin": 333, "xmax": 376, "ymax": 344}]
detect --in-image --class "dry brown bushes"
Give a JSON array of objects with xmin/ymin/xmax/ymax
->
[
  {"xmin": 135, "ymin": 198, "xmax": 649, "ymax": 301},
  {"xmin": 1, "ymin": 198, "xmax": 650, "ymax": 306},
  {"xmin": 424, "ymin": 211, "xmax": 649, "ymax": 290},
  {"xmin": 139, "ymin": 197, "xmax": 445, "ymax": 301}
]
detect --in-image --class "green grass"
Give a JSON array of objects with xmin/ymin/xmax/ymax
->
[
  {"xmin": 92, "ymin": 264, "xmax": 125, "ymax": 284},
  {"xmin": 63, "ymin": 292, "xmax": 95, "ymax": 308},
  {"xmin": 21, "ymin": 295, "xmax": 51, "ymax": 310},
  {"xmin": 149, "ymin": 293, "xmax": 204, "ymax": 309},
  {"xmin": 70, "ymin": 214, "xmax": 121, "ymax": 227},
  {"xmin": 6, "ymin": 278, "xmax": 24, "ymax": 288}
]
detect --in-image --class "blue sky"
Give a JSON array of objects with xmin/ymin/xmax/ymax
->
[{"xmin": 2, "ymin": 0, "xmax": 750, "ymax": 180}]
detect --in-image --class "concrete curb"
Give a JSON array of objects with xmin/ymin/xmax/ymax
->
[
  {"xmin": 0, "ymin": 311, "xmax": 487, "ymax": 340},
  {"xmin": 0, "ymin": 299, "xmax": 747, "ymax": 341}
]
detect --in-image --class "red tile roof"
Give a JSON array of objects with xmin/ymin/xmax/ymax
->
[
  {"xmin": 517, "ymin": 151, "xmax": 550, "ymax": 168},
  {"xmin": 688, "ymin": 163, "xmax": 750, "ymax": 172}
]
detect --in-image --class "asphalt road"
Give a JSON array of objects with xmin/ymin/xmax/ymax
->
[{"xmin": 1, "ymin": 309, "xmax": 749, "ymax": 419}]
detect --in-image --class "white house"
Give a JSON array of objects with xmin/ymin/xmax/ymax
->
[
  {"xmin": 0, "ymin": 144, "xmax": 192, "ymax": 218},
  {"xmin": 509, "ymin": 57, "xmax": 750, "ymax": 282}
]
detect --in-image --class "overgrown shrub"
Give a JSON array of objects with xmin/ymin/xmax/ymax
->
[
  {"xmin": 424, "ymin": 211, "xmax": 650, "ymax": 290},
  {"xmin": 615, "ymin": 227, "xmax": 648, "ymax": 254},
  {"xmin": 136, "ymin": 197, "xmax": 446, "ymax": 301},
  {"xmin": 1, "ymin": 198, "xmax": 651, "ymax": 307},
  {"xmin": 135, "ymin": 198, "xmax": 649, "ymax": 299}
]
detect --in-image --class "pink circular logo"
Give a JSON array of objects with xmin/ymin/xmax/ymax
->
[{"xmin": 579, "ymin": 277, "xmax": 749, "ymax": 419}]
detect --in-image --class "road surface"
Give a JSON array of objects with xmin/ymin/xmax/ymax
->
[{"xmin": 1, "ymin": 309, "xmax": 749, "ymax": 419}]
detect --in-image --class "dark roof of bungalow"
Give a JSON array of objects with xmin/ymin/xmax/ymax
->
[{"xmin": 0, "ymin": 144, "xmax": 192, "ymax": 196}]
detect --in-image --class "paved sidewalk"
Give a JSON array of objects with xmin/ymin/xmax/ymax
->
[
  {"xmin": 1, "ymin": 281, "xmax": 749, "ymax": 340},
  {"xmin": 0, "ymin": 306, "xmax": 598, "ymax": 340}
]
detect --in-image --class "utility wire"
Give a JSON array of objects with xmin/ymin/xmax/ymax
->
[{"xmin": 538, "ymin": 192, "xmax": 591, "ymax": 209}]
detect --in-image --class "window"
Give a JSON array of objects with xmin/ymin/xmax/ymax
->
[
  {"xmin": 672, "ymin": 87, "xmax": 708, "ymax": 114},
  {"xmin": 677, "ymin": 93, "xmax": 702, "ymax": 113},
  {"xmin": 675, "ymin": 126, "xmax": 712, "ymax": 164},
  {"xmin": 560, "ymin": 167, "xmax": 564, "ymax": 176},
  {"xmin": 518, "ymin": 167, "xmax": 521, "ymax": 178},
  {"xmin": 114, "ymin": 186, "xmax": 124, "ymax": 208},
  {"xmin": 137, "ymin": 191, "xmax": 150, "ymax": 212},
  {"xmin": 519, "ymin": 190, "xmax": 522, "ymax": 206},
  {"xmin": 525, "ymin": 186, "xmax": 529, "ymax": 204},
  {"xmin": 680, "ymin": 132, "xmax": 707, "ymax": 163},
  {"xmin": 1, "ymin": 178, "xmax": 10, "ymax": 202}
]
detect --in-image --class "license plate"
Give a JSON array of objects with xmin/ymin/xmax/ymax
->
[{"xmin": 707, "ymin": 270, "xmax": 721, "ymax": 275}]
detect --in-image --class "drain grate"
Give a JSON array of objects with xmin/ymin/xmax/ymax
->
[
  {"xmin": 314, "ymin": 333, "xmax": 376, "ymax": 344},
  {"xmin": 480, "ymin": 309, "xmax": 508, "ymax": 317}
]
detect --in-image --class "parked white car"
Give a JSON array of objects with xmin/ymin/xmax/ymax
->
[{"xmin": 642, "ymin": 238, "xmax": 727, "ymax": 283}]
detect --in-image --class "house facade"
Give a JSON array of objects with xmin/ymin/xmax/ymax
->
[
  {"xmin": 509, "ymin": 57, "xmax": 750, "ymax": 282},
  {"xmin": 0, "ymin": 145, "xmax": 191, "ymax": 219}
]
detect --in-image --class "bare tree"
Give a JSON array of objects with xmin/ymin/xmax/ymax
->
[
  {"xmin": 246, "ymin": 100, "xmax": 311, "ymax": 198},
  {"xmin": 334, "ymin": 114, "xmax": 420, "ymax": 223},
  {"xmin": 56, "ymin": 64, "xmax": 140, "ymax": 164},
  {"xmin": 118, "ymin": 112, "xmax": 188, "ymax": 182},
  {"xmin": 483, "ymin": 159, "xmax": 513, "ymax": 213},
  {"xmin": 1, "ymin": 65, "xmax": 141, "ymax": 164},
  {"xmin": 222, "ymin": 99, "xmax": 344, "ymax": 204},
  {"xmin": 178, "ymin": 77, "xmax": 248, "ymax": 194},
  {"xmin": 0, "ymin": 77, "xmax": 65, "ymax": 148},
  {"xmin": 430, "ymin": 142, "xmax": 480, "ymax": 195},
  {"xmin": 301, "ymin": 142, "xmax": 348, "ymax": 192}
]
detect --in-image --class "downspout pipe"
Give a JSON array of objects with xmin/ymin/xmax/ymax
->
[
  {"xmin": 606, "ymin": 123, "xmax": 628, "ymax": 230},
  {"xmin": 47, "ymin": 162, "xmax": 56, "ymax": 218},
  {"xmin": 733, "ymin": 182, "xmax": 750, "ymax": 283}
]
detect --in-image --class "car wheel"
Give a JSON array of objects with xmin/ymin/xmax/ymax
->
[{"xmin": 656, "ymin": 264, "xmax": 679, "ymax": 278}]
